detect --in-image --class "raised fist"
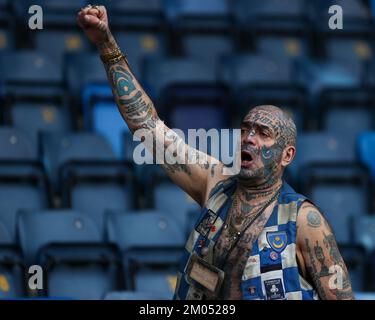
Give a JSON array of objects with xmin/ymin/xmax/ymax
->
[{"xmin": 77, "ymin": 5, "xmax": 111, "ymax": 45}]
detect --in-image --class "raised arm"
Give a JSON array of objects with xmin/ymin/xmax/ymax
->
[
  {"xmin": 77, "ymin": 5, "xmax": 226, "ymax": 206},
  {"xmin": 297, "ymin": 201, "xmax": 354, "ymax": 300}
]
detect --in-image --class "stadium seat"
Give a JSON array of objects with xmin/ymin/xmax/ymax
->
[
  {"xmin": 13, "ymin": 0, "xmax": 90, "ymax": 65},
  {"xmin": 105, "ymin": 0, "xmax": 165, "ymax": 28},
  {"xmin": 66, "ymin": 53, "xmax": 129, "ymax": 156},
  {"xmin": 302, "ymin": 166, "xmax": 370, "ymax": 244},
  {"xmin": 291, "ymin": 132, "xmax": 370, "ymax": 243},
  {"xmin": 96, "ymin": 0, "xmax": 167, "ymax": 77},
  {"xmin": 219, "ymin": 54, "xmax": 306, "ymax": 130},
  {"xmin": 18, "ymin": 210, "xmax": 123, "ymax": 299},
  {"xmin": 151, "ymin": 180, "xmax": 200, "ymax": 238},
  {"xmin": 165, "ymin": 0, "xmax": 234, "ymax": 62},
  {"xmin": 353, "ymin": 215, "xmax": 375, "ymax": 253},
  {"xmin": 296, "ymin": 58, "xmax": 366, "ymax": 125},
  {"xmin": 81, "ymin": 84, "xmax": 130, "ymax": 158},
  {"xmin": 0, "ymin": 51, "xmax": 70, "ymax": 145},
  {"xmin": 143, "ymin": 57, "xmax": 230, "ymax": 132},
  {"xmin": 65, "ymin": 52, "xmax": 108, "ymax": 109},
  {"xmin": 357, "ymin": 132, "xmax": 375, "ymax": 181},
  {"xmin": 319, "ymin": 104, "xmax": 374, "ymax": 138},
  {"xmin": 40, "ymin": 131, "xmax": 117, "ymax": 189},
  {"xmin": 41, "ymin": 131, "xmax": 135, "ymax": 231},
  {"xmin": 106, "ymin": 210, "xmax": 185, "ymax": 296},
  {"xmin": 311, "ymin": 0, "xmax": 372, "ymax": 33},
  {"xmin": 339, "ymin": 245, "xmax": 366, "ymax": 292},
  {"xmin": 0, "ymin": 127, "xmax": 50, "ymax": 241},
  {"xmin": 291, "ymin": 132, "xmax": 357, "ymax": 177},
  {"xmin": 0, "ymin": 219, "xmax": 26, "ymax": 298},
  {"xmin": 238, "ymin": 1, "xmax": 312, "ymax": 63}
]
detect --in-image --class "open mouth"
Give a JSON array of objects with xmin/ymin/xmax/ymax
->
[{"xmin": 241, "ymin": 150, "xmax": 254, "ymax": 168}]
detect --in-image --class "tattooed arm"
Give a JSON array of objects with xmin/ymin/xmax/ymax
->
[
  {"xmin": 77, "ymin": 6, "xmax": 226, "ymax": 206},
  {"xmin": 296, "ymin": 201, "xmax": 354, "ymax": 300}
]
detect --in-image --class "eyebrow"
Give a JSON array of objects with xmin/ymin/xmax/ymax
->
[{"xmin": 240, "ymin": 121, "xmax": 273, "ymax": 133}]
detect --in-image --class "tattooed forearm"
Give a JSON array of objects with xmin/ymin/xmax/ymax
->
[{"xmin": 107, "ymin": 64, "xmax": 156, "ymax": 131}]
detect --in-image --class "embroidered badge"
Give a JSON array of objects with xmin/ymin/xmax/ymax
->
[{"xmin": 267, "ymin": 231, "xmax": 287, "ymax": 253}]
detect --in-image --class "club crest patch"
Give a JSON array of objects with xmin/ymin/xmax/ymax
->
[{"xmin": 267, "ymin": 231, "xmax": 287, "ymax": 253}]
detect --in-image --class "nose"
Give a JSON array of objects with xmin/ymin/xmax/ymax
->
[{"xmin": 243, "ymin": 129, "xmax": 257, "ymax": 146}]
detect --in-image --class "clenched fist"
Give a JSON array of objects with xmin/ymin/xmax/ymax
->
[{"xmin": 76, "ymin": 5, "xmax": 112, "ymax": 46}]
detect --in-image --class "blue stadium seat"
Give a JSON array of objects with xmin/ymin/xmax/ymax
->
[
  {"xmin": 357, "ymin": 132, "xmax": 375, "ymax": 181},
  {"xmin": 143, "ymin": 57, "xmax": 230, "ymax": 132},
  {"xmin": 98, "ymin": 0, "xmax": 167, "ymax": 77},
  {"xmin": 0, "ymin": 127, "xmax": 37, "ymax": 160},
  {"xmin": 18, "ymin": 210, "xmax": 122, "ymax": 299},
  {"xmin": 105, "ymin": 0, "xmax": 165, "ymax": 27},
  {"xmin": 235, "ymin": 0, "xmax": 311, "ymax": 57},
  {"xmin": 13, "ymin": 0, "xmax": 89, "ymax": 65},
  {"xmin": 114, "ymin": 31, "xmax": 167, "ymax": 79},
  {"xmin": 41, "ymin": 131, "xmax": 135, "ymax": 231},
  {"xmin": 0, "ymin": 127, "xmax": 49, "ymax": 241},
  {"xmin": 0, "ymin": 51, "xmax": 69, "ymax": 144},
  {"xmin": 296, "ymin": 58, "xmax": 366, "ymax": 119},
  {"xmin": 339, "ymin": 245, "xmax": 366, "ymax": 292},
  {"xmin": 291, "ymin": 133, "xmax": 369, "ymax": 243},
  {"xmin": 292, "ymin": 133, "xmax": 357, "ymax": 174},
  {"xmin": 106, "ymin": 210, "xmax": 185, "ymax": 251},
  {"xmin": 234, "ymin": 0, "xmax": 310, "ymax": 33},
  {"xmin": 106, "ymin": 210, "xmax": 185, "ymax": 296},
  {"xmin": 309, "ymin": 181, "xmax": 368, "ymax": 243},
  {"xmin": 41, "ymin": 131, "xmax": 117, "ymax": 189},
  {"xmin": 353, "ymin": 215, "xmax": 375, "ymax": 253},
  {"xmin": 220, "ymin": 54, "xmax": 306, "ymax": 131},
  {"xmin": 320, "ymin": 105, "xmax": 374, "ymax": 138},
  {"xmin": 324, "ymin": 37, "xmax": 373, "ymax": 73},
  {"xmin": 152, "ymin": 181, "xmax": 200, "ymax": 238},
  {"xmin": 165, "ymin": 0, "xmax": 234, "ymax": 62},
  {"xmin": 65, "ymin": 52, "xmax": 108, "ymax": 108},
  {"xmin": 70, "ymin": 181, "xmax": 135, "ymax": 234},
  {"xmin": 312, "ymin": 0, "xmax": 372, "ymax": 33},
  {"xmin": 0, "ymin": 219, "xmax": 26, "ymax": 299},
  {"xmin": 81, "ymin": 84, "xmax": 130, "ymax": 158},
  {"xmin": 66, "ymin": 53, "xmax": 129, "ymax": 156}
]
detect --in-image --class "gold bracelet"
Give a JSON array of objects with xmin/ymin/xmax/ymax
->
[{"xmin": 100, "ymin": 47, "xmax": 128, "ymax": 66}]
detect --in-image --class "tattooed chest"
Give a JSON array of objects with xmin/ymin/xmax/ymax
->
[{"xmin": 212, "ymin": 201, "xmax": 273, "ymax": 299}]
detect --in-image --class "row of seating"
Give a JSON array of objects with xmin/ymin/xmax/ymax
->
[
  {"xmin": 0, "ymin": 126, "xmax": 374, "ymax": 243},
  {"xmin": 1, "ymin": 50, "xmax": 375, "ymax": 153},
  {"xmin": 0, "ymin": 209, "xmax": 184, "ymax": 299},
  {"xmin": 2, "ymin": 1, "xmax": 375, "ymax": 67},
  {"xmin": 0, "ymin": 207, "xmax": 375, "ymax": 298}
]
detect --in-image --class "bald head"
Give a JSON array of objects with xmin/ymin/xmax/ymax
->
[{"xmin": 243, "ymin": 105, "xmax": 297, "ymax": 148}]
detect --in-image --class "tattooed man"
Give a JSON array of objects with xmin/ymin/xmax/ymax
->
[{"xmin": 77, "ymin": 5, "xmax": 354, "ymax": 300}]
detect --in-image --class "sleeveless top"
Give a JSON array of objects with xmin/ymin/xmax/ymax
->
[{"xmin": 174, "ymin": 178, "xmax": 319, "ymax": 300}]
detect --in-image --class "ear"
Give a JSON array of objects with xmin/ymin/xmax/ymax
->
[{"xmin": 281, "ymin": 145, "xmax": 296, "ymax": 167}]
